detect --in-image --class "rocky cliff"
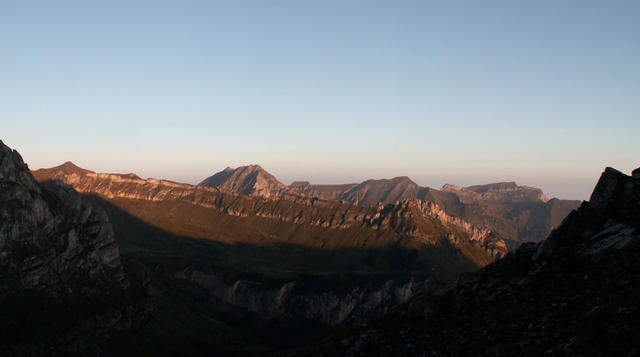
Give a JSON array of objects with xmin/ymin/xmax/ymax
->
[
  {"xmin": 0, "ymin": 141, "xmax": 137, "ymax": 354},
  {"xmin": 295, "ymin": 166, "xmax": 640, "ymax": 356},
  {"xmin": 288, "ymin": 175, "xmax": 579, "ymax": 244},
  {"xmin": 176, "ymin": 268, "xmax": 434, "ymax": 326}
]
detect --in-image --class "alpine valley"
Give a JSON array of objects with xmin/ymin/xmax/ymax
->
[{"xmin": 3, "ymin": 139, "xmax": 615, "ymax": 356}]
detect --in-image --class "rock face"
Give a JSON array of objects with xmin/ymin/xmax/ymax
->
[
  {"xmin": 176, "ymin": 269, "xmax": 435, "ymax": 326},
  {"xmin": 0, "ymin": 142, "xmax": 127, "ymax": 299},
  {"xmin": 199, "ymin": 164, "xmax": 287, "ymax": 197},
  {"xmin": 297, "ymin": 166, "xmax": 640, "ymax": 356},
  {"xmin": 0, "ymin": 141, "xmax": 133, "ymax": 353}
]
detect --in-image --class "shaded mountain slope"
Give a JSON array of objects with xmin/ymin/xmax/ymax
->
[
  {"xmin": 292, "ymin": 166, "xmax": 640, "ymax": 356},
  {"xmin": 33, "ymin": 162, "xmax": 503, "ymax": 265},
  {"xmin": 0, "ymin": 141, "xmax": 139, "ymax": 355},
  {"xmin": 289, "ymin": 176, "xmax": 580, "ymax": 244}
]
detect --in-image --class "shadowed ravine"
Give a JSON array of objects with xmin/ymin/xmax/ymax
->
[{"xmin": 86, "ymin": 194, "xmax": 479, "ymax": 354}]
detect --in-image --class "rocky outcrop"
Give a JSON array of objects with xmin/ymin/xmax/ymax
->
[
  {"xmin": 297, "ymin": 166, "xmax": 640, "ymax": 356},
  {"xmin": 416, "ymin": 200, "xmax": 513, "ymax": 259},
  {"xmin": 0, "ymin": 142, "xmax": 127, "ymax": 300},
  {"xmin": 176, "ymin": 268, "xmax": 435, "ymax": 326},
  {"xmin": 0, "ymin": 141, "xmax": 136, "ymax": 354}
]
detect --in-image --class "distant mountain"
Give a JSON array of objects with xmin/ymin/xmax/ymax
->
[
  {"xmin": 198, "ymin": 164, "xmax": 287, "ymax": 197},
  {"xmin": 287, "ymin": 175, "xmax": 580, "ymax": 244},
  {"xmin": 439, "ymin": 183, "xmax": 581, "ymax": 244},
  {"xmin": 199, "ymin": 166, "xmax": 579, "ymax": 245},
  {"xmin": 288, "ymin": 176, "xmax": 429, "ymax": 205},
  {"xmin": 289, "ymin": 181, "xmax": 358, "ymax": 201},
  {"xmin": 296, "ymin": 166, "xmax": 640, "ymax": 356},
  {"xmin": 442, "ymin": 181, "xmax": 549, "ymax": 203}
]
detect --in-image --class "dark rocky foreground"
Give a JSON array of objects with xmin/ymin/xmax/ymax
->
[
  {"xmin": 290, "ymin": 167, "xmax": 640, "ymax": 356},
  {"xmin": 0, "ymin": 142, "xmax": 148, "ymax": 355}
]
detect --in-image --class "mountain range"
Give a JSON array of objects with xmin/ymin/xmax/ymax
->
[
  {"xmin": 32, "ymin": 161, "xmax": 501, "ymax": 264},
  {"xmin": 295, "ymin": 166, "xmax": 640, "ymax": 356},
  {"xmin": 2, "ymin": 139, "xmax": 611, "ymax": 356},
  {"xmin": 200, "ymin": 164, "xmax": 580, "ymax": 244}
]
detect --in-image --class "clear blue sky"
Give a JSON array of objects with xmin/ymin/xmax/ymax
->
[{"xmin": 1, "ymin": 1, "xmax": 638, "ymax": 199}]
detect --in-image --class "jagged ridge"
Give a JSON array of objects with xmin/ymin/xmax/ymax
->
[
  {"xmin": 33, "ymin": 163, "xmax": 506, "ymax": 261},
  {"xmin": 296, "ymin": 166, "xmax": 640, "ymax": 356}
]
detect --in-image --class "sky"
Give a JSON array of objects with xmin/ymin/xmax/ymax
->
[{"xmin": 1, "ymin": 1, "xmax": 638, "ymax": 200}]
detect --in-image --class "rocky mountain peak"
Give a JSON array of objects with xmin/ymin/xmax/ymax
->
[
  {"xmin": 199, "ymin": 164, "xmax": 286, "ymax": 196},
  {"xmin": 588, "ymin": 166, "xmax": 639, "ymax": 214},
  {"xmin": 632, "ymin": 167, "xmax": 640, "ymax": 179},
  {"xmin": 390, "ymin": 176, "xmax": 414, "ymax": 183},
  {"xmin": 32, "ymin": 160, "xmax": 94, "ymax": 182},
  {"xmin": 0, "ymin": 140, "xmax": 40, "ymax": 193},
  {"xmin": 58, "ymin": 161, "xmax": 92, "ymax": 173}
]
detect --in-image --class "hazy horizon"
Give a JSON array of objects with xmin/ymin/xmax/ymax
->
[
  {"xmin": 9, "ymin": 141, "xmax": 609, "ymax": 201},
  {"xmin": 2, "ymin": 1, "xmax": 638, "ymax": 200}
]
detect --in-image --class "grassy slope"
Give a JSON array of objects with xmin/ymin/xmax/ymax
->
[{"xmin": 104, "ymin": 196, "xmax": 485, "ymax": 282}]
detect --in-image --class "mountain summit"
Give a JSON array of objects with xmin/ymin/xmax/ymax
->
[
  {"xmin": 34, "ymin": 160, "xmax": 95, "ymax": 180},
  {"xmin": 198, "ymin": 164, "xmax": 286, "ymax": 197}
]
